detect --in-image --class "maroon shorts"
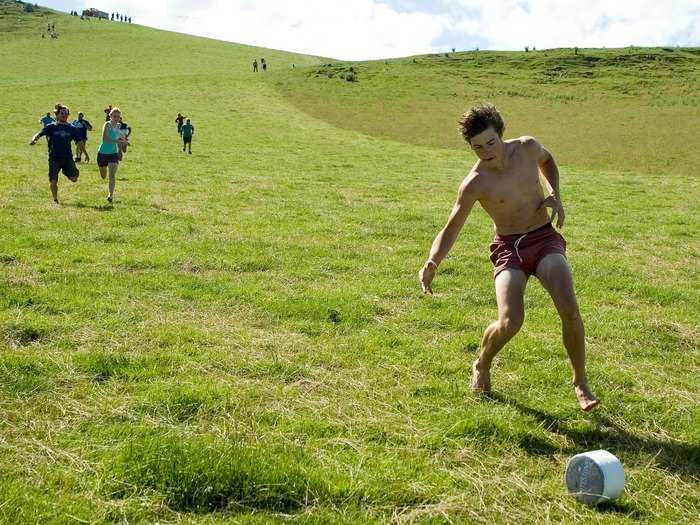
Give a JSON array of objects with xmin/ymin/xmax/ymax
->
[{"xmin": 489, "ymin": 222, "xmax": 566, "ymax": 278}]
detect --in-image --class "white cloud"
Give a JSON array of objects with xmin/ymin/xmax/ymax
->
[
  {"xmin": 58, "ymin": 0, "xmax": 700, "ymax": 58},
  {"xmin": 452, "ymin": 0, "xmax": 700, "ymax": 50},
  {"xmin": 72, "ymin": 0, "xmax": 448, "ymax": 59}
]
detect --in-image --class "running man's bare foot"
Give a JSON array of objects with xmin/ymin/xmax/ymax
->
[
  {"xmin": 471, "ymin": 360, "xmax": 491, "ymax": 393},
  {"xmin": 575, "ymin": 383, "xmax": 600, "ymax": 411}
]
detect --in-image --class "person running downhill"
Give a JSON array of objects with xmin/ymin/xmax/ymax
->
[
  {"xmin": 39, "ymin": 112, "xmax": 55, "ymax": 128},
  {"xmin": 118, "ymin": 116, "xmax": 131, "ymax": 154},
  {"xmin": 72, "ymin": 112, "xmax": 93, "ymax": 163},
  {"xmin": 418, "ymin": 104, "xmax": 599, "ymax": 412},
  {"xmin": 181, "ymin": 118, "xmax": 194, "ymax": 154},
  {"xmin": 38, "ymin": 112, "xmax": 55, "ymax": 141},
  {"xmin": 97, "ymin": 107, "xmax": 128, "ymax": 203},
  {"xmin": 175, "ymin": 112, "xmax": 186, "ymax": 134},
  {"xmin": 29, "ymin": 103, "xmax": 82, "ymax": 204}
]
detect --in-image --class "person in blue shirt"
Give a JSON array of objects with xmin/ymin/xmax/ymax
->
[
  {"xmin": 39, "ymin": 112, "xmax": 55, "ymax": 127},
  {"xmin": 72, "ymin": 112, "xmax": 93, "ymax": 163},
  {"xmin": 29, "ymin": 104, "xmax": 82, "ymax": 204},
  {"xmin": 38, "ymin": 112, "xmax": 55, "ymax": 141}
]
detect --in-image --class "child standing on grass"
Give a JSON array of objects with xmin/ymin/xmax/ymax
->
[
  {"xmin": 29, "ymin": 104, "xmax": 82, "ymax": 204},
  {"xmin": 97, "ymin": 107, "xmax": 128, "ymax": 203}
]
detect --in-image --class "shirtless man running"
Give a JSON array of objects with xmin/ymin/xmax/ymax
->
[{"xmin": 418, "ymin": 104, "xmax": 599, "ymax": 411}]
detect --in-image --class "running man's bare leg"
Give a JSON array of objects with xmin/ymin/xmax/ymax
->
[
  {"xmin": 107, "ymin": 162, "xmax": 118, "ymax": 200},
  {"xmin": 50, "ymin": 180, "xmax": 58, "ymax": 202},
  {"xmin": 99, "ymin": 165, "xmax": 107, "ymax": 179},
  {"xmin": 536, "ymin": 253, "xmax": 599, "ymax": 411},
  {"xmin": 472, "ymin": 268, "xmax": 527, "ymax": 392}
]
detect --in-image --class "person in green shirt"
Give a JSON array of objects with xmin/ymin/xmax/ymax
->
[
  {"xmin": 181, "ymin": 119, "xmax": 194, "ymax": 154},
  {"xmin": 97, "ymin": 107, "xmax": 129, "ymax": 203}
]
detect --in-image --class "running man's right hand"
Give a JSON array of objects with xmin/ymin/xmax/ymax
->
[{"xmin": 418, "ymin": 262, "xmax": 436, "ymax": 294}]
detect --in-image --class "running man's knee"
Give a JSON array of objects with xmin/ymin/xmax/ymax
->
[
  {"xmin": 558, "ymin": 301, "xmax": 581, "ymax": 324},
  {"xmin": 497, "ymin": 312, "xmax": 524, "ymax": 338}
]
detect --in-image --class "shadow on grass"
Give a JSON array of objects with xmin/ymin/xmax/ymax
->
[
  {"xmin": 66, "ymin": 202, "xmax": 114, "ymax": 212},
  {"xmin": 490, "ymin": 393, "xmax": 700, "ymax": 479},
  {"xmin": 595, "ymin": 500, "xmax": 642, "ymax": 517}
]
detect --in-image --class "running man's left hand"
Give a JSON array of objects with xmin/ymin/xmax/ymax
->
[
  {"xmin": 538, "ymin": 195, "xmax": 565, "ymax": 228},
  {"xmin": 418, "ymin": 263, "xmax": 436, "ymax": 294}
]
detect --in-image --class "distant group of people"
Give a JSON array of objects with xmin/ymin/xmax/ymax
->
[
  {"xmin": 111, "ymin": 12, "xmax": 132, "ymax": 23},
  {"xmin": 252, "ymin": 58, "xmax": 267, "ymax": 72},
  {"xmin": 175, "ymin": 113, "xmax": 195, "ymax": 154},
  {"xmin": 30, "ymin": 104, "xmax": 130, "ymax": 204},
  {"xmin": 29, "ymin": 104, "xmax": 195, "ymax": 203},
  {"xmin": 42, "ymin": 22, "xmax": 58, "ymax": 38}
]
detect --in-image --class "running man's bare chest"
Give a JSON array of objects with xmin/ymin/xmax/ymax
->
[{"xmin": 478, "ymin": 163, "xmax": 542, "ymax": 211}]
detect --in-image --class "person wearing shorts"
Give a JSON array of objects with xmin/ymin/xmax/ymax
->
[
  {"xmin": 72, "ymin": 112, "xmax": 93, "ymax": 163},
  {"xmin": 418, "ymin": 104, "xmax": 599, "ymax": 412},
  {"xmin": 181, "ymin": 119, "xmax": 194, "ymax": 154},
  {"xmin": 30, "ymin": 104, "xmax": 82, "ymax": 204},
  {"xmin": 175, "ymin": 112, "xmax": 186, "ymax": 134},
  {"xmin": 489, "ymin": 222, "xmax": 566, "ymax": 278},
  {"xmin": 97, "ymin": 107, "xmax": 128, "ymax": 203}
]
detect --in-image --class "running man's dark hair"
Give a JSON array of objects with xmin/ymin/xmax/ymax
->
[
  {"xmin": 457, "ymin": 104, "xmax": 505, "ymax": 143},
  {"xmin": 54, "ymin": 103, "xmax": 69, "ymax": 116}
]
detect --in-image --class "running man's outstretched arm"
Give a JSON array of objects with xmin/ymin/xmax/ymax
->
[
  {"xmin": 419, "ymin": 176, "xmax": 478, "ymax": 294},
  {"xmin": 29, "ymin": 127, "xmax": 47, "ymax": 145}
]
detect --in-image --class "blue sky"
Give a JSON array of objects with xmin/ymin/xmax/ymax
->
[{"xmin": 40, "ymin": 0, "xmax": 700, "ymax": 59}]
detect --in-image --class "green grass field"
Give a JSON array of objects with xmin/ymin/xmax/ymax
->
[{"xmin": 1, "ymin": 2, "xmax": 698, "ymax": 523}]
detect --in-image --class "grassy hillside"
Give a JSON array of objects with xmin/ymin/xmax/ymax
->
[
  {"xmin": 1, "ymin": 1, "xmax": 699, "ymax": 524},
  {"xmin": 275, "ymin": 47, "xmax": 700, "ymax": 175}
]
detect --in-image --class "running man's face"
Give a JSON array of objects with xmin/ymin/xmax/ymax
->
[
  {"xmin": 56, "ymin": 108, "xmax": 70, "ymax": 123},
  {"xmin": 110, "ymin": 111, "xmax": 121, "ymax": 123},
  {"xmin": 469, "ymin": 127, "xmax": 505, "ymax": 164}
]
